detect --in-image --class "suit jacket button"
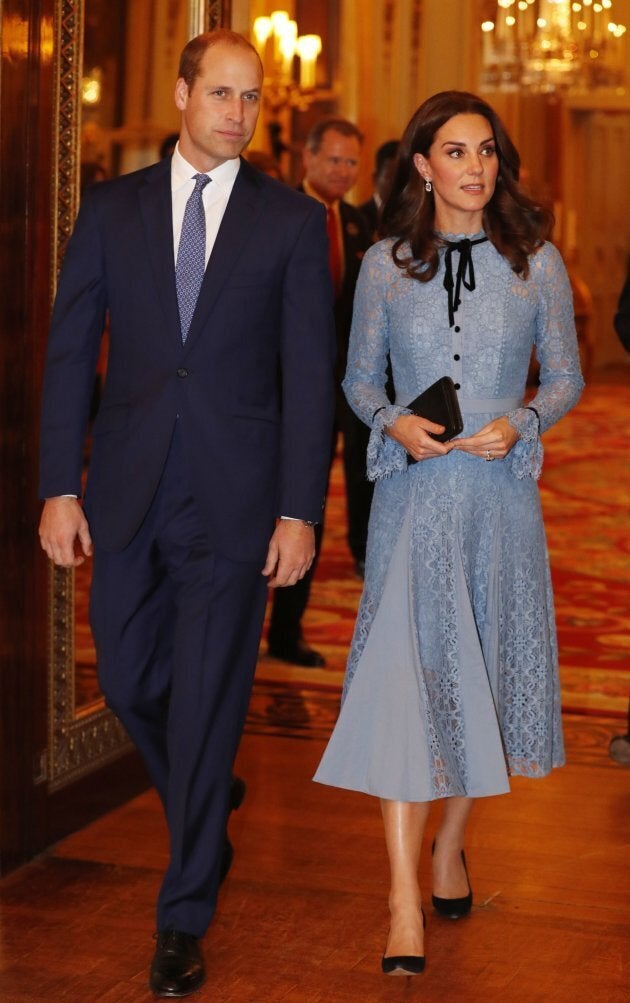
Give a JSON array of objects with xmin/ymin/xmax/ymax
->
[{"xmin": 177, "ymin": 367, "xmax": 189, "ymax": 378}]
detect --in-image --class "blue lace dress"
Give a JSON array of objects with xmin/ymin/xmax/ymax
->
[{"xmin": 314, "ymin": 233, "xmax": 584, "ymax": 802}]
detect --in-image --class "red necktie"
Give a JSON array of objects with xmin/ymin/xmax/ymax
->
[{"xmin": 326, "ymin": 206, "xmax": 342, "ymax": 299}]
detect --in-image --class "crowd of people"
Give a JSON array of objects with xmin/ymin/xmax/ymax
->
[{"xmin": 40, "ymin": 27, "xmax": 588, "ymax": 999}]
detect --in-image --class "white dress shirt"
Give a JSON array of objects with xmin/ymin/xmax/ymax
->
[{"xmin": 171, "ymin": 144, "xmax": 240, "ymax": 266}]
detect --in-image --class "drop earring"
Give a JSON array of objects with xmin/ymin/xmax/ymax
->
[{"xmin": 424, "ymin": 178, "xmax": 432, "ymax": 193}]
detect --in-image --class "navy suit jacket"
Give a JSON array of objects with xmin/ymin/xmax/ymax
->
[
  {"xmin": 335, "ymin": 200, "xmax": 371, "ymax": 380},
  {"xmin": 297, "ymin": 186, "xmax": 370, "ymax": 385},
  {"xmin": 40, "ymin": 156, "xmax": 336, "ymax": 563}
]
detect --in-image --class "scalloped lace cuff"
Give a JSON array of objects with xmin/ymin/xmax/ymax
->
[
  {"xmin": 506, "ymin": 407, "xmax": 544, "ymax": 480},
  {"xmin": 366, "ymin": 404, "xmax": 411, "ymax": 481}
]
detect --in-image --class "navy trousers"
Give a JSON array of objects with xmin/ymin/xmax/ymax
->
[{"xmin": 90, "ymin": 428, "xmax": 268, "ymax": 937}]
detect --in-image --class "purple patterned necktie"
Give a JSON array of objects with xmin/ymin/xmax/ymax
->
[{"xmin": 176, "ymin": 173, "xmax": 211, "ymax": 342}]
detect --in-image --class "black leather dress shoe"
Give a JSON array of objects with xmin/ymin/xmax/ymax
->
[
  {"xmin": 229, "ymin": 774, "xmax": 247, "ymax": 812},
  {"xmin": 353, "ymin": 558, "xmax": 366, "ymax": 579},
  {"xmin": 219, "ymin": 838, "xmax": 234, "ymax": 885},
  {"xmin": 268, "ymin": 639, "xmax": 326, "ymax": 667},
  {"xmin": 149, "ymin": 930, "xmax": 205, "ymax": 998}
]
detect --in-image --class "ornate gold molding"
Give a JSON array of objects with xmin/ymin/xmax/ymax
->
[
  {"xmin": 50, "ymin": 0, "xmax": 83, "ymax": 286},
  {"xmin": 47, "ymin": 0, "xmax": 131, "ymax": 793},
  {"xmin": 47, "ymin": 566, "xmax": 130, "ymax": 792},
  {"xmin": 188, "ymin": 0, "xmax": 228, "ymax": 34},
  {"xmin": 208, "ymin": 0, "xmax": 229, "ymax": 31}
]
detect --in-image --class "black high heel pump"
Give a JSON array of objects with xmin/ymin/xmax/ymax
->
[
  {"xmin": 431, "ymin": 839, "xmax": 473, "ymax": 919},
  {"xmin": 381, "ymin": 908, "xmax": 426, "ymax": 976}
]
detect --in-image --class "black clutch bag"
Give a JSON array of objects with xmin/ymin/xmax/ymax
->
[{"xmin": 406, "ymin": 376, "xmax": 463, "ymax": 460}]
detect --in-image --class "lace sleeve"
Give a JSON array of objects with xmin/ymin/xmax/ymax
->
[
  {"xmin": 507, "ymin": 242, "xmax": 585, "ymax": 479},
  {"xmin": 342, "ymin": 243, "xmax": 410, "ymax": 480}
]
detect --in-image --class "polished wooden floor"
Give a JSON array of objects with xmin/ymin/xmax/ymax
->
[{"xmin": 0, "ymin": 712, "xmax": 628, "ymax": 1002}]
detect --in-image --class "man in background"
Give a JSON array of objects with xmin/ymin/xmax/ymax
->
[
  {"xmin": 358, "ymin": 138, "xmax": 400, "ymax": 242},
  {"xmin": 268, "ymin": 117, "xmax": 372, "ymax": 668}
]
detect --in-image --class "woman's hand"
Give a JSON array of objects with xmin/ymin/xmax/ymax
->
[
  {"xmin": 452, "ymin": 416, "xmax": 519, "ymax": 461},
  {"xmin": 386, "ymin": 414, "xmax": 453, "ymax": 462}
]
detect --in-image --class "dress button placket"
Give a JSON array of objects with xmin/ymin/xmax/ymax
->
[{"xmin": 451, "ymin": 308, "xmax": 463, "ymax": 392}]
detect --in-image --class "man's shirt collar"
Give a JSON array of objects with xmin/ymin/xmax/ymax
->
[{"xmin": 171, "ymin": 144, "xmax": 241, "ymax": 192}]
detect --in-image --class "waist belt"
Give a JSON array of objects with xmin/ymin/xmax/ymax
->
[{"xmin": 459, "ymin": 396, "xmax": 521, "ymax": 414}]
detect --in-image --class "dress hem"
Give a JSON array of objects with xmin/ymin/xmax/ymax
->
[{"xmin": 312, "ymin": 774, "xmax": 512, "ymax": 802}]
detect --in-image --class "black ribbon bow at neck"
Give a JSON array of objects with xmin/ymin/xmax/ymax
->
[{"xmin": 443, "ymin": 236, "xmax": 488, "ymax": 328}]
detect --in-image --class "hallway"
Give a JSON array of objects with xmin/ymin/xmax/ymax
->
[
  {"xmin": 1, "ymin": 375, "xmax": 628, "ymax": 1002},
  {"xmin": 0, "ymin": 715, "xmax": 627, "ymax": 1001}
]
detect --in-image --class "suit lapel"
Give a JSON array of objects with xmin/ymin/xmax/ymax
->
[
  {"xmin": 183, "ymin": 159, "xmax": 264, "ymax": 352},
  {"xmin": 138, "ymin": 159, "xmax": 181, "ymax": 342}
]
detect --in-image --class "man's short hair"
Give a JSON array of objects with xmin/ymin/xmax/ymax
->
[
  {"xmin": 178, "ymin": 29, "xmax": 262, "ymax": 89},
  {"xmin": 305, "ymin": 118, "xmax": 364, "ymax": 154}
]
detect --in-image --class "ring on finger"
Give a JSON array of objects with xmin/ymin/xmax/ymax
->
[{"xmin": 485, "ymin": 449, "xmax": 495, "ymax": 462}]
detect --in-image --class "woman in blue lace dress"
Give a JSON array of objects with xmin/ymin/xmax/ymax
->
[{"xmin": 314, "ymin": 91, "xmax": 584, "ymax": 975}]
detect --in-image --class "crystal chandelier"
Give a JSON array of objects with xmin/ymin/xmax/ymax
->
[{"xmin": 480, "ymin": 0, "xmax": 628, "ymax": 92}]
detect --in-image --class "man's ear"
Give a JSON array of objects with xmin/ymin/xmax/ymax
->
[{"xmin": 174, "ymin": 77, "xmax": 188, "ymax": 112}]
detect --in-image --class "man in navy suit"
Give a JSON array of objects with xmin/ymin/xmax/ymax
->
[
  {"xmin": 39, "ymin": 29, "xmax": 335, "ymax": 998},
  {"xmin": 267, "ymin": 118, "xmax": 372, "ymax": 667}
]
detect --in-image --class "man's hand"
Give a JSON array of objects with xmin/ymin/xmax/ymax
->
[
  {"xmin": 39, "ymin": 497, "xmax": 93, "ymax": 567},
  {"xmin": 262, "ymin": 519, "xmax": 316, "ymax": 588}
]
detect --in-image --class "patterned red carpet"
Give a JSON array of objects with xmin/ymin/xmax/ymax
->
[{"xmin": 75, "ymin": 374, "xmax": 629, "ymax": 729}]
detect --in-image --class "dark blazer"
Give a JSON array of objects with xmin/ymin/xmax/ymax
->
[
  {"xmin": 335, "ymin": 200, "xmax": 371, "ymax": 365},
  {"xmin": 40, "ymin": 157, "xmax": 336, "ymax": 563},
  {"xmin": 357, "ymin": 195, "xmax": 379, "ymax": 244},
  {"xmin": 298, "ymin": 185, "xmax": 370, "ymax": 385}
]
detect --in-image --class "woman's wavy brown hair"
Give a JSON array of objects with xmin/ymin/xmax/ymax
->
[{"xmin": 380, "ymin": 90, "xmax": 553, "ymax": 281}]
